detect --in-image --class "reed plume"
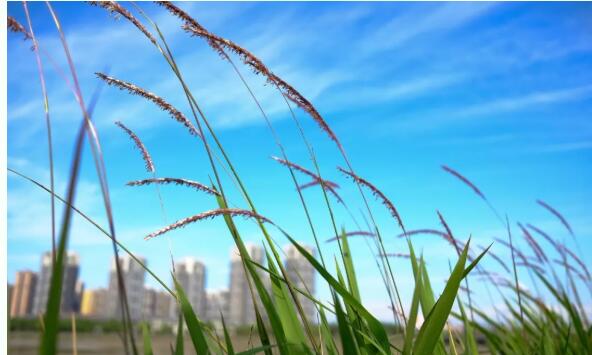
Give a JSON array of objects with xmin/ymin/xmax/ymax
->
[
  {"xmin": 272, "ymin": 156, "xmax": 321, "ymax": 180},
  {"xmin": 518, "ymin": 223, "xmax": 547, "ymax": 263},
  {"xmin": 96, "ymin": 73, "xmax": 200, "ymax": 138},
  {"xmin": 526, "ymin": 224, "xmax": 559, "ymax": 250},
  {"xmin": 560, "ymin": 245, "xmax": 591, "ymax": 280},
  {"xmin": 88, "ymin": 1, "xmax": 158, "ymax": 46},
  {"xmin": 297, "ymin": 179, "xmax": 344, "ymax": 204},
  {"xmin": 396, "ymin": 229, "xmax": 449, "ymax": 239},
  {"xmin": 146, "ymin": 208, "xmax": 273, "ymax": 240},
  {"xmin": 127, "ymin": 177, "xmax": 219, "ymax": 196},
  {"xmin": 298, "ymin": 179, "xmax": 339, "ymax": 190},
  {"xmin": 114, "ymin": 121, "xmax": 155, "ymax": 173},
  {"xmin": 536, "ymin": 199, "xmax": 574, "ymax": 236},
  {"xmin": 553, "ymin": 259, "xmax": 589, "ymax": 282},
  {"xmin": 337, "ymin": 167, "xmax": 405, "ymax": 232},
  {"xmin": 381, "ymin": 253, "xmax": 410, "ymax": 259},
  {"xmin": 326, "ymin": 231, "xmax": 375, "ymax": 243},
  {"xmin": 272, "ymin": 156, "xmax": 343, "ymax": 203},
  {"xmin": 8, "ymin": 16, "xmax": 31, "ymax": 39},
  {"xmin": 494, "ymin": 237, "xmax": 528, "ymax": 261},
  {"xmin": 478, "ymin": 245, "xmax": 511, "ymax": 273},
  {"xmin": 158, "ymin": 1, "xmax": 342, "ymax": 149},
  {"xmin": 441, "ymin": 165, "xmax": 486, "ymax": 200},
  {"xmin": 436, "ymin": 211, "xmax": 461, "ymax": 254},
  {"xmin": 517, "ymin": 261, "xmax": 546, "ymax": 274}
]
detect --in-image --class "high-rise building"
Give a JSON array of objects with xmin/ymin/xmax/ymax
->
[
  {"xmin": 143, "ymin": 288, "xmax": 175, "ymax": 321},
  {"xmin": 10, "ymin": 270, "xmax": 37, "ymax": 317},
  {"xmin": 80, "ymin": 288, "xmax": 108, "ymax": 317},
  {"xmin": 228, "ymin": 244, "xmax": 265, "ymax": 326},
  {"xmin": 174, "ymin": 258, "xmax": 206, "ymax": 318},
  {"xmin": 8, "ymin": 284, "xmax": 14, "ymax": 318},
  {"xmin": 206, "ymin": 289, "xmax": 229, "ymax": 324},
  {"xmin": 284, "ymin": 244, "xmax": 317, "ymax": 323},
  {"xmin": 74, "ymin": 280, "xmax": 84, "ymax": 313},
  {"xmin": 32, "ymin": 251, "xmax": 80, "ymax": 316},
  {"xmin": 107, "ymin": 255, "xmax": 146, "ymax": 321}
]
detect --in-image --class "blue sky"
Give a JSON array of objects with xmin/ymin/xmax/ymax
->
[{"xmin": 7, "ymin": 2, "xmax": 592, "ymax": 320}]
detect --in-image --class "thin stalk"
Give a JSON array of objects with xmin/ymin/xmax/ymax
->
[
  {"xmin": 41, "ymin": 5, "xmax": 138, "ymax": 352},
  {"xmin": 506, "ymin": 215, "xmax": 525, "ymax": 337},
  {"xmin": 22, "ymin": 0, "xmax": 56, "ymax": 266}
]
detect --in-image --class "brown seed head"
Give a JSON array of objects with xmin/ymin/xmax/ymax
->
[
  {"xmin": 536, "ymin": 199, "xmax": 574, "ymax": 236},
  {"xmin": 326, "ymin": 230, "xmax": 375, "ymax": 243},
  {"xmin": 89, "ymin": 1, "xmax": 158, "ymax": 46},
  {"xmin": 97, "ymin": 73, "xmax": 200, "ymax": 138},
  {"xmin": 338, "ymin": 166, "xmax": 405, "ymax": 232},
  {"xmin": 146, "ymin": 208, "xmax": 273, "ymax": 240},
  {"xmin": 115, "ymin": 121, "xmax": 155, "ymax": 173},
  {"xmin": 8, "ymin": 16, "xmax": 31, "ymax": 39},
  {"xmin": 441, "ymin": 165, "xmax": 486, "ymax": 201},
  {"xmin": 127, "ymin": 177, "xmax": 219, "ymax": 196}
]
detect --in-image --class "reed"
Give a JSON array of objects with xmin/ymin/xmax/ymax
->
[
  {"xmin": 126, "ymin": 177, "xmax": 219, "ymax": 196},
  {"xmin": 145, "ymin": 208, "xmax": 275, "ymax": 240},
  {"xmin": 337, "ymin": 167, "xmax": 405, "ymax": 232},
  {"xmin": 96, "ymin": 73, "xmax": 200, "ymax": 137},
  {"xmin": 536, "ymin": 199, "xmax": 574, "ymax": 236},
  {"xmin": 114, "ymin": 121, "xmax": 155, "ymax": 173}
]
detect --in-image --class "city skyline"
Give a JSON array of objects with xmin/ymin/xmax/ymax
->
[{"xmin": 7, "ymin": 243, "xmax": 317, "ymax": 326}]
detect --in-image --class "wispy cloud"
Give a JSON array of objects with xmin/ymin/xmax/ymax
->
[
  {"xmin": 535, "ymin": 140, "xmax": 592, "ymax": 153},
  {"xmin": 361, "ymin": 2, "xmax": 496, "ymax": 54},
  {"xmin": 457, "ymin": 84, "xmax": 592, "ymax": 118}
]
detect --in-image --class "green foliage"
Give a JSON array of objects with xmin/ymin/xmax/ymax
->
[{"xmin": 9, "ymin": 318, "xmax": 124, "ymax": 333}]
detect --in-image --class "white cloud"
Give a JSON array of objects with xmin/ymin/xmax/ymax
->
[
  {"xmin": 535, "ymin": 140, "xmax": 592, "ymax": 153},
  {"xmin": 361, "ymin": 2, "xmax": 496, "ymax": 54},
  {"xmin": 457, "ymin": 84, "xmax": 592, "ymax": 118}
]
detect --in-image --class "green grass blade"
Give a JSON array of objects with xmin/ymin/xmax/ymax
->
[
  {"xmin": 403, "ymin": 262, "xmax": 422, "ymax": 355},
  {"xmin": 334, "ymin": 293, "xmax": 360, "ymax": 355},
  {"xmin": 142, "ymin": 323, "xmax": 153, "ymax": 355},
  {"xmin": 462, "ymin": 243, "xmax": 492, "ymax": 278},
  {"xmin": 264, "ymin": 249, "xmax": 308, "ymax": 351},
  {"xmin": 214, "ymin": 193, "xmax": 289, "ymax": 354},
  {"xmin": 221, "ymin": 313, "xmax": 234, "ymax": 355},
  {"xmin": 457, "ymin": 299, "xmax": 478, "ymax": 355},
  {"xmin": 413, "ymin": 239, "xmax": 472, "ymax": 355},
  {"xmin": 535, "ymin": 271, "xmax": 591, "ymax": 352},
  {"xmin": 318, "ymin": 307, "xmax": 339, "ymax": 355},
  {"xmin": 334, "ymin": 260, "xmax": 366, "ymax": 353},
  {"xmin": 406, "ymin": 240, "xmax": 446, "ymax": 355},
  {"xmin": 174, "ymin": 313, "xmax": 184, "ymax": 355},
  {"xmin": 39, "ymin": 115, "xmax": 87, "ymax": 355},
  {"xmin": 235, "ymin": 344, "xmax": 277, "ymax": 355},
  {"xmin": 173, "ymin": 276, "xmax": 210, "ymax": 354},
  {"xmin": 286, "ymin": 236, "xmax": 390, "ymax": 353},
  {"xmin": 340, "ymin": 227, "xmax": 361, "ymax": 301},
  {"xmin": 254, "ymin": 308, "xmax": 273, "ymax": 355}
]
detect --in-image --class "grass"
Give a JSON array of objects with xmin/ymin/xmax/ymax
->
[{"xmin": 7, "ymin": 2, "xmax": 591, "ymax": 354}]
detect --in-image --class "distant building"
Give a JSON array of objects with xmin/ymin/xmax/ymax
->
[
  {"xmin": 80, "ymin": 288, "xmax": 108, "ymax": 317},
  {"xmin": 206, "ymin": 289, "xmax": 229, "ymax": 324},
  {"xmin": 284, "ymin": 244, "xmax": 317, "ymax": 323},
  {"xmin": 143, "ymin": 288, "xmax": 175, "ymax": 321},
  {"xmin": 32, "ymin": 252, "xmax": 80, "ymax": 316},
  {"xmin": 8, "ymin": 284, "xmax": 13, "ymax": 317},
  {"xmin": 174, "ymin": 258, "xmax": 206, "ymax": 318},
  {"xmin": 228, "ymin": 244, "xmax": 266, "ymax": 326},
  {"xmin": 10, "ymin": 270, "xmax": 37, "ymax": 317},
  {"xmin": 74, "ymin": 280, "xmax": 84, "ymax": 313},
  {"xmin": 107, "ymin": 255, "xmax": 146, "ymax": 321}
]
